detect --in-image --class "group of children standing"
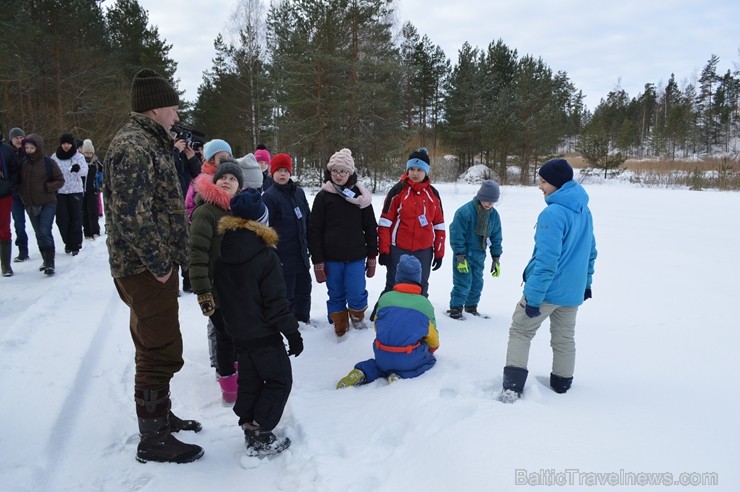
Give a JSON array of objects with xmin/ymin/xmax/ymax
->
[{"xmin": 184, "ymin": 143, "xmax": 596, "ymax": 458}]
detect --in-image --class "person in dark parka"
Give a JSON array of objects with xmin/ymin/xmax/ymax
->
[
  {"xmin": 214, "ymin": 188, "xmax": 303, "ymax": 458},
  {"xmin": 261, "ymin": 153, "xmax": 312, "ymax": 323}
]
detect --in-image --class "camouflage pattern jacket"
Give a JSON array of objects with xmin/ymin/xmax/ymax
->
[{"xmin": 103, "ymin": 112, "xmax": 190, "ymax": 278}]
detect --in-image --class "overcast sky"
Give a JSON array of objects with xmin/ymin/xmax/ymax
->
[{"xmin": 112, "ymin": 0, "xmax": 740, "ymax": 109}]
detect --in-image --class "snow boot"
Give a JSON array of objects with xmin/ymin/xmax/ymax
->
[
  {"xmin": 242, "ymin": 423, "xmax": 291, "ymax": 458},
  {"xmin": 217, "ymin": 373, "xmax": 238, "ymax": 404},
  {"xmin": 500, "ymin": 365, "xmax": 528, "ymax": 403},
  {"xmin": 1, "ymin": 241, "xmax": 13, "ymax": 277},
  {"xmin": 135, "ymin": 387, "xmax": 203, "ymax": 464},
  {"xmin": 336, "ymin": 368, "xmax": 365, "ymax": 389},
  {"xmin": 464, "ymin": 305, "xmax": 481, "ymax": 316},
  {"xmin": 550, "ymin": 372, "xmax": 573, "ymax": 394},
  {"xmin": 168, "ymin": 411, "xmax": 202, "ymax": 433},
  {"xmin": 330, "ymin": 310, "xmax": 350, "ymax": 337},
  {"xmin": 348, "ymin": 307, "xmax": 368, "ymax": 330},
  {"xmin": 13, "ymin": 246, "xmax": 29, "ymax": 263},
  {"xmin": 40, "ymin": 246, "xmax": 55, "ymax": 276},
  {"xmin": 447, "ymin": 306, "xmax": 463, "ymax": 320}
]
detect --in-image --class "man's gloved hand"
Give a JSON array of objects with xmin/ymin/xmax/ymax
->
[
  {"xmin": 70, "ymin": 164, "xmax": 80, "ymax": 173},
  {"xmin": 366, "ymin": 256, "xmax": 377, "ymax": 278},
  {"xmin": 431, "ymin": 257, "xmax": 443, "ymax": 271},
  {"xmin": 197, "ymin": 292, "xmax": 216, "ymax": 317},
  {"xmin": 378, "ymin": 253, "xmax": 389, "ymax": 266},
  {"xmin": 491, "ymin": 256, "xmax": 501, "ymax": 277},
  {"xmin": 455, "ymin": 254, "xmax": 469, "ymax": 274},
  {"xmin": 524, "ymin": 303, "xmax": 541, "ymax": 318},
  {"xmin": 286, "ymin": 330, "xmax": 304, "ymax": 357},
  {"xmin": 313, "ymin": 263, "xmax": 327, "ymax": 283},
  {"xmin": 584, "ymin": 288, "xmax": 592, "ymax": 301}
]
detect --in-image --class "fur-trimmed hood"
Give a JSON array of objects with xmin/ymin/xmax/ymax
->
[
  {"xmin": 218, "ymin": 215, "xmax": 278, "ymax": 246},
  {"xmin": 193, "ymin": 172, "xmax": 233, "ymax": 211},
  {"xmin": 217, "ymin": 215, "xmax": 279, "ymax": 267}
]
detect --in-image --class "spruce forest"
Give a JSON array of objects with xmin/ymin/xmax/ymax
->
[{"xmin": 1, "ymin": 0, "xmax": 738, "ymax": 188}]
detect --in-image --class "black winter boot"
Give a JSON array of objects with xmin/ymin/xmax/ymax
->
[
  {"xmin": 447, "ymin": 306, "xmax": 463, "ymax": 320},
  {"xmin": 13, "ymin": 246, "xmax": 29, "ymax": 262},
  {"xmin": 1, "ymin": 241, "xmax": 13, "ymax": 277},
  {"xmin": 500, "ymin": 366, "xmax": 529, "ymax": 403},
  {"xmin": 243, "ymin": 423, "xmax": 291, "ymax": 458},
  {"xmin": 169, "ymin": 411, "xmax": 202, "ymax": 433},
  {"xmin": 550, "ymin": 373, "xmax": 573, "ymax": 394},
  {"xmin": 135, "ymin": 387, "xmax": 204, "ymax": 464},
  {"xmin": 464, "ymin": 305, "xmax": 480, "ymax": 316},
  {"xmin": 41, "ymin": 246, "xmax": 55, "ymax": 276}
]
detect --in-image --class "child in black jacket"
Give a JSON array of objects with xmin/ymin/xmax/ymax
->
[{"xmin": 214, "ymin": 188, "xmax": 303, "ymax": 458}]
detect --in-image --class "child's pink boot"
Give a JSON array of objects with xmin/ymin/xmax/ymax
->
[{"xmin": 218, "ymin": 373, "xmax": 238, "ymax": 404}]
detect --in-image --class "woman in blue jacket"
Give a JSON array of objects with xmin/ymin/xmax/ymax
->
[{"xmin": 500, "ymin": 159, "xmax": 597, "ymax": 402}]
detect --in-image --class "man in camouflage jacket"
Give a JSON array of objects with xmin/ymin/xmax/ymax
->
[{"xmin": 103, "ymin": 68, "xmax": 203, "ymax": 464}]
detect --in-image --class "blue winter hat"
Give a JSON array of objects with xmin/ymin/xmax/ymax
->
[
  {"xmin": 406, "ymin": 147, "xmax": 430, "ymax": 175},
  {"xmin": 230, "ymin": 189, "xmax": 268, "ymax": 224},
  {"xmin": 203, "ymin": 139, "xmax": 233, "ymax": 162},
  {"xmin": 538, "ymin": 158, "xmax": 573, "ymax": 189},
  {"xmin": 395, "ymin": 254, "xmax": 422, "ymax": 285}
]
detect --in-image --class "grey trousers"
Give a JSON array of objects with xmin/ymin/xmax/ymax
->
[{"xmin": 505, "ymin": 296, "xmax": 579, "ymax": 378}]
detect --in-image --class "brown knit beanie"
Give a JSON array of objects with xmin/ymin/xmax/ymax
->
[{"xmin": 131, "ymin": 68, "xmax": 179, "ymax": 113}]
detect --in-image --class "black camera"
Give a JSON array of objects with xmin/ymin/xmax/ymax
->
[{"xmin": 172, "ymin": 123, "xmax": 205, "ymax": 150}]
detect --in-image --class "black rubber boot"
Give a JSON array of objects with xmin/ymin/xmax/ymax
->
[
  {"xmin": 1, "ymin": 241, "xmax": 13, "ymax": 277},
  {"xmin": 42, "ymin": 246, "xmax": 55, "ymax": 276}
]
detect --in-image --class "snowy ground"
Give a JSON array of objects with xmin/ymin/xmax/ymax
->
[{"xmin": 1, "ymin": 177, "xmax": 738, "ymax": 492}]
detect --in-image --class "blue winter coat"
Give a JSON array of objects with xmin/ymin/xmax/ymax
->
[
  {"xmin": 523, "ymin": 180, "xmax": 597, "ymax": 307},
  {"xmin": 262, "ymin": 180, "xmax": 311, "ymax": 272},
  {"xmin": 449, "ymin": 199, "xmax": 502, "ymax": 260}
]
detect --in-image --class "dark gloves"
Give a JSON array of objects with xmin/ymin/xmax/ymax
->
[
  {"xmin": 313, "ymin": 263, "xmax": 326, "ymax": 283},
  {"xmin": 455, "ymin": 254, "xmax": 468, "ymax": 274},
  {"xmin": 431, "ymin": 257, "xmax": 443, "ymax": 271},
  {"xmin": 70, "ymin": 164, "xmax": 80, "ymax": 173},
  {"xmin": 286, "ymin": 330, "xmax": 304, "ymax": 357},
  {"xmin": 378, "ymin": 253, "xmax": 389, "ymax": 266},
  {"xmin": 584, "ymin": 288, "xmax": 592, "ymax": 301},
  {"xmin": 491, "ymin": 256, "xmax": 501, "ymax": 277},
  {"xmin": 366, "ymin": 256, "xmax": 377, "ymax": 278},
  {"xmin": 524, "ymin": 303, "xmax": 541, "ymax": 318},
  {"xmin": 197, "ymin": 292, "xmax": 216, "ymax": 317}
]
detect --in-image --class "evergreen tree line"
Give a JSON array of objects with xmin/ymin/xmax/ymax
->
[
  {"xmin": 0, "ymin": 0, "xmax": 177, "ymax": 152},
  {"xmin": 578, "ymin": 54, "xmax": 740, "ymax": 178},
  {"xmin": 2, "ymin": 0, "xmax": 738, "ymax": 187}
]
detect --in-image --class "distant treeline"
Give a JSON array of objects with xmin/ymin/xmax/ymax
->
[{"xmin": 1, "ymin": 1, "xmax": 737, "ymax": 187}]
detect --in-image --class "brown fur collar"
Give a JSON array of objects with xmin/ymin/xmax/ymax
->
[{"xmin": 217, "ymin": 215, "xmax": 279, "ymax": 247}]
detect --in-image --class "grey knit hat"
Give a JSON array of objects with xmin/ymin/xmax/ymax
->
[
  {"xmin": 236, "ymin": 153, "xmax": 263, "ymax": 190},
  {"xmin": 130, "ymin": 68, "xmax": 179, "ymax": 112},
  {"xmin": 9, "ymin": 127, "xmax": 25, "ymax": 140},
  {"xmin": 213, "ymin": 158, "xmax": 244, "ymax": 190},
  {"xmin": 477, "ymin": 180, "xmax": 500, "ymax": 203}
]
